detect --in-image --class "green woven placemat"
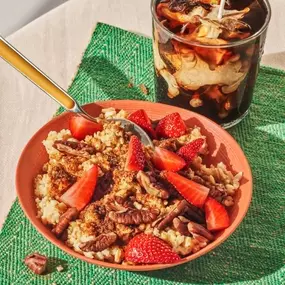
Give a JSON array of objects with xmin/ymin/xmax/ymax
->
[{"xmin": 1, "ymin": 23, "xmax": 285, "ymax": 285}]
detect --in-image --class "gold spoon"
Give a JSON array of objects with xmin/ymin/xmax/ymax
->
[{"xmin": 0, "ymin": 36, "xmax": 153, "ymax": 147}]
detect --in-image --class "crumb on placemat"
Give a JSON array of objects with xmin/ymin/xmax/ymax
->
[{"xmin": 139, "ymin": 84, "xmax": 148, "ymax": 95}]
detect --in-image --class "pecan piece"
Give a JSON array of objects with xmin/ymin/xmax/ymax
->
[
  {"xmin": 173, "ymin": 217, "xmax": 191, "ymax": 236},
  {"xmin": 136, "ymin": 171, "xmax": 169, "ymax": 199},
  {"xmin": 185, "ymin": 203, "xmax": 205, "ymax": 224},
  {"xmin": 108, "ymin": 208, "xmax": 159, "ymax": 225},
  {"xmin": 52, "ymin": 207, "xmax": 79, "ymax": 237},
  {"xmin": 53, "ymin": 140, "xmax": 96, "ymax": 158},
  {"xmin": 157, "ymin": 200, "xmax": 189, "ymax": 230},
  {"xmin": 188, "ymin": 221, "xmax": 214, "ymax": 241},
  {"xmin": 24, "ymin": 253, "xmax": 48, "ymax": 275},
  {"xmin": 79, "ymin": 232, "xmax": 117, "ymax": 252}
]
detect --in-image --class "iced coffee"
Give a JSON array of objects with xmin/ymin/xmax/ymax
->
[{"xmin": 152, "ymin": 0, "xmax": 271, "ymax": 127}]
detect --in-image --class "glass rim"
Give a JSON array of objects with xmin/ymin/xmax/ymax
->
[{"xmin": 151, "ymin": 0, "xmax": 272, "ymax": 48}]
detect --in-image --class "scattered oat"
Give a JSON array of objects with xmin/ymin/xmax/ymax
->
[
  {"xmin": 139, "ymin": 84, "xmax": 148, "ymax": 95},
  {"xmin": 67, "ymin": 273, "xmax": 72, "ymax": 278},
  {"xmin": 56, "ymin": 265, "xmax": 64, "ymax": 272}
]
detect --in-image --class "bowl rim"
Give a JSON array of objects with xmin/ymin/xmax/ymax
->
[{"xmin": 16, "ymin": 100, "xmax": 252, "ymax": 271}]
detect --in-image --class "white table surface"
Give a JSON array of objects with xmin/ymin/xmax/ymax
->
[{"xmin": 0, "ymin": 0, "xmax": 284, "ymax": 228}]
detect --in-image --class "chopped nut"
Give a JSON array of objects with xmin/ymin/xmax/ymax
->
[
  {"xmin": 187, "ymin": 221, "xmax": 214, "ymax": 241},
  {"xmin": 139, "ymin": 84, "xmax": 148, "ymax": 95},
  {"xmin": 109, "ymin": 208, "xmax": 159, "ymax": 225},
  {"xmin": 80, "ymin": 232, "xmax": 117, "ymax": 252},
  {"xmin": 157, "ymin": 200, "xmax": 189, "ymax": 230},
  {"xmin": 53, "ymin": 140, "xmax": 96, "ymax": 158},
  {"xmin": 173, "ymin": 217, "xmax": 191, "ymax": 236},
  {"xmin": 52, "ymin": 208, "xmax": 79, "ymax": 237},
  {"xmin": 24, "ymin": 253, "xmax": 48, "ymax": 275},
  {"xmin": 136, "ymin": 171, "xmax": 169, "ymax": 199}
]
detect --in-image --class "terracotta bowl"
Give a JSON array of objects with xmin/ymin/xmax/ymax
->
[{"xmin": 16, "ymin": 100, "xmax": 252, "ymax": 271}]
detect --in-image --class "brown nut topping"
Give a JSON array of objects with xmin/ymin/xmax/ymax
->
[
  {"xmin": 53, "ymin": 140, "xmax": 96, "ymax": 158},
  {"xmin": 185, "ymin": 203, "xmax": 205, "ymax": 224},
  {"xmin": 173, "ymin": 217, "xmax": 191, "ymax": 236},
  {"xmin": 108, "ymin": 208, "xmax": 159, "ymax": 225},
  {"xmin": 187, "ymin": 221, "xmax": 214, "ymax": 241},
  {"xmin": 24, "ymin": 253, "xmax": 48, "ymax": 275},
  {"xmin": 136, "ymin": 171, "xmax": 169, "ymax": 199},
  {"xmin": 157, "ymin": 200, "xmax": 189, "ymax": 230},
  {"xmin": 79, "ymin": 232, "xmax": 117, "ymax": 252},
  {"xmin": 52, "ymin": 207, "xmax": 79, "ymax": 237}
]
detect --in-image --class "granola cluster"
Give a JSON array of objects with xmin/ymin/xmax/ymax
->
[{"xmin": 34, "ymin": 108, "xmax": 242, "ymax": 264}]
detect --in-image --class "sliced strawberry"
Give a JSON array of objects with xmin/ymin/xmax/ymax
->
[
  {"xmin": 177, "ymin": 138, "xmax": 205, "ymax": 164},
  {"xmin": 128, "ymin": 109, "xmax": 156, "ymax": 138},
  {"xmin": 152, "ymin": 147, "xmax": 186, "ymax": 171},
  {"xmin": 69, "ymin": 116, "xmax": 103, "ymax": 140},
  {"xmin": 125, "ymin": 233, "xmax": 181, "ymax": 264},
  {"xmin": 205, "ymin": 197, "xmax": 230, "ymax": 231},
  {"xmin": 125, "ymin": 135, "xmax": 145, "ymax": 171},
  {"xmin": 156, "ymin": 112, "xmax": 187, "ymax": 139},
  {"xmin": 164, "ymin": 171, "xmax": 209, "ymax": 208},
  {"xmin": 60, "ymin": 165, "xmax": 98, "ymax": 211}
]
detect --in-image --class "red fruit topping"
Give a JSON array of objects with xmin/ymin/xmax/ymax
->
[
  {"xmin": 177, "ymin": 138, "xmax": 205, "ymax": 164},
  {"xmin": 125, "ymin": 233, "xmax": 181, "ymax": 264},
  {"xmin": 152, "ymin": 147, "xmax": 186, "ymax": 171},
  {"xmin": 156, "ymin": 112, "xmax": 187, "ymax": 138},
  {"xmin": 128, "ymin": 109, "xmax": 156, "ymax": 138},
  {"xmin": 125, "ymin": 135, "xmax": 145, "ymax": 171},
  {"xmin": 205, "ymin": 197, "xmax": 230, "ymax": 231},
  {"xmin": 164, "ymin": 171, "xmax": 209, "ymax": 208},
  {"xmin": 60, "ymin": 165, "xmax": 98, "ymax": 211},
  {"xmin": 69, "ymin": 116, "xmax": 103, "ymax": 140}
]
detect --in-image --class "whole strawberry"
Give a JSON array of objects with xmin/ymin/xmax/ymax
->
[
  {"xmin": 156, "ymin": 112, "xmax": 186, "ymax": 139},
  {"xmin": 177, "ymin": 138, "xmax": 205, "ymax": 164},
  {"xmin": 125, "ymin": 234, "xmax": 181, "ymax": 264}
]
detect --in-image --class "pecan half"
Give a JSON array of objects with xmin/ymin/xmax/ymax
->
[
  {"xmin": 185, "ymin": 203, "xmax": 205, "ymax": 224},
  {"xmin": 157, "ymin": 200, "xmax": 189, "ymax": 230},
  {"xmin": 136, "ymin": 171, "xmax": 169, "ymax": 199},
  {"xmin": 173, "ymin": 217, "xmax": 191, "ymax": 236},
  {"xmin": 52, "ymin": 207, "xmax": 79, "ymax": 237},
  {"xmin": 53, "ymin": 140, "xmax": 96, "ymax": 158},
  {"xmin": 24, "ymin": 253, "xmax": 48, "ymax": 275},
  {"xmin": 187, "ymin": 221, "xmax": 214, "ymax": 241},
  {"xmin": 79, "ymin": 232, "xmax": 117, "ymax": 252},
  {"xmin": 108, "ymin": 208, "xmax": 159, "ymax": 225}
]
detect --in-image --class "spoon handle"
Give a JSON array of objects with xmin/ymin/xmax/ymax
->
[{"xmin": 0, "ymin": 36, "xmax": 76, "ymax": 110}]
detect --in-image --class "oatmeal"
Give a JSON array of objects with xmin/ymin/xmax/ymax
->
[{"xmin": 34, "ymin": 108, "xmax": 242, "ymax": 265}]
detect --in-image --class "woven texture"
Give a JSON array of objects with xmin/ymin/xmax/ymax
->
[{"xmin": 1, "ymin": 23, "xmax": 285, "ymax": 285}]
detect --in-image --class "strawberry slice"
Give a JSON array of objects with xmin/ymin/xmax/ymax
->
[
  {"xmin": 125, "ymin": 233, "xmax": 181, "ymax": 264},
  {"xmin": 177, "ymin": 138, "xmax": 205, "ymax": 164},
  {"xmin": 60, "ymin": 165, "xmax": 98, "ymax": 211},
  {"xmin": 152, "ymin": 147, "xmax": 186, "ymax": 171},
  {"xmin": 156, "ymin": 112, "xmax": 187, "ymax": 139},
  {"xmin": 125, "ymin": 135, "xmax": 145, "ymax": 171},
  {"xmin": 69, "ymin": 116, "xmax": 103, "ymax": 140},
  {"xmin": 205, "ymin": 197, "xmax": 230, "ymax": 231},
  {"xmin": 164, "ymin": 171, "xmax": 209, "ymax": 208},
  {"xmin": 128, "ymin": 109, "xmax": 156, "ymax": 138}
]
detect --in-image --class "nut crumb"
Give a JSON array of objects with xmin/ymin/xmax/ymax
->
[
  {"xmin": 139, "ymin": 84, "xmax": 148, "ymax": 95},
  {"xmin": 128, "ymin": 82, "xmax": 134, "ymax": 88},
  {"xmin": 56, "ymin": 265, "xmax": 64, "ymax": 272}
]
